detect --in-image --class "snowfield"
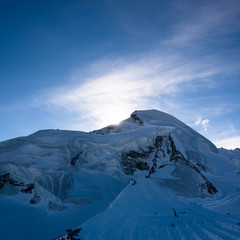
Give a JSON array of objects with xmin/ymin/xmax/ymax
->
[{"xmin": 0, "ymin": 110, "xmax": 239, "ymax": 240}]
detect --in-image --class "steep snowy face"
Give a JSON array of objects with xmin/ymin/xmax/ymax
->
[
  {"xmin": 0, "ymin": 130, "xmax": 127, "ymax": 212},
  {"xmin": 0, "ymin": 110, "xmax": 219, "ymax": 210},
  {"xmin": 92, "ymin": 110, "xmax": 219, "ymax": 197},
  {"xmin": 94, "ymin": 109, "xmax": 218, "ymax": 153},
  {"xmin": 0, "ymin": 110, "xmax": 240, "ymax": 240}
]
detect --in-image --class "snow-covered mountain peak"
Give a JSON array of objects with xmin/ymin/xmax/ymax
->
[
  {"xmin": 130, "ymin": 109, "xmax": 183, "ymax": 125},
  {"xmin": 92, "ymin": 109, "xmax": 182, "ymax": 134},
  {"xmin": 0, "ymin": 109, "xmax": 239, "ymax": 240},
  {"xmin": 93, "ymin": 110, "xmax": 218, "ymax": 157}
]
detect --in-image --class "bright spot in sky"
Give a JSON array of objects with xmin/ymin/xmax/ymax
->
[{"xmin": 97, "ymin": 106, "xmax": 130, "ymax": 127}]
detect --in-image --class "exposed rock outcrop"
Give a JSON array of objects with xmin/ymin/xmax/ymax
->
[{"xmin": 121, "ymin": 134, "xmax": 218, "ymax": 196}]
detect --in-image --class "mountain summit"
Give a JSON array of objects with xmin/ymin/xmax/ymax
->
[{"xmin": 0, "ymin": 110, "xmax": 239, "ymax": 240}]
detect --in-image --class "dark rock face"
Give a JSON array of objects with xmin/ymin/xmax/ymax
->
[
  {"xmin": 71, "ymin": 152, "xmax": 82, "ymax": 165},
  {"xmin": 121, "ymin": 149, "xmax": 152, "ymax": 174},
  {"xmin": 21, "ymin": 183, "xmax": 35, "ymax": 193},
  {"xmin": 0, "ymin": 173, "xmax": 24, "ymax": 190},
  {"xmin": 234, "ymin": 148, "xmax": 240, "ymax": 151},
  {"xmin": 121, "ymin": 134, "xmax": 218, "ymax": 196},
  {"xmin": 200, "ymin": 181, "xmax": 218, "ymax": 195},
  {"xmin": 130, "ymin": 113, "xmax": 143, "ymax": 125},
  {"xmin": 66, "ymin": 228, "xmax": 82, "ymax": 240},
  {"xmin": 54, "ymin": 228, "xmax": 82, "ymax": 240},
  {"xmin": 30, "ymin": 195, "xmax": 41, "ymax": 204},
  {"xmin": 0, "ymin": 173, "xmax": 10, "ymax": 189},
  {"xmin": 91, "ymin": 124, "xmax": 119, "ymax": 135},
  {"xmin": 0, "ymin": 173, "xmax": 39, "ymax": 202}
]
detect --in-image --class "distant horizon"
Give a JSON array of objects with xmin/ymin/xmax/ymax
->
[{"xmin": 1, "ymin": 0, "xmax": 240, "ymax": 149}]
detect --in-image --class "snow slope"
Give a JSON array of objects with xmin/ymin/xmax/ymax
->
[
  {"xmin": 0, "ymin": 110, "xmax": 239, "ymax": 240},
  {"xmin": 79, "ymin": 177, "xmax": 240, "ymax": 240}
]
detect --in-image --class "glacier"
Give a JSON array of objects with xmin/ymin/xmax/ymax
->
[{"xmin": 0, "ymin": 110, "xmax": 239, "ymax": 240}]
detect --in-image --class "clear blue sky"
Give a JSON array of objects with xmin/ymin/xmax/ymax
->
[{"xmin": 1, "ymin": 0, "xmax": 240, "ymax": 149}]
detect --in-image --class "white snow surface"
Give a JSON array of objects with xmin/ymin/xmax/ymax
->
[{"xmin": 0, "ymin": 110, "xmax": 239, "ymax": 240}]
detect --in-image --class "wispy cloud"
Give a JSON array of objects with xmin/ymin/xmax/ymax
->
[
  {"xmin": 204, "ymin": 121, "xmax": 240, "ymax": 149},
  {"xmin": 194, "ymin": 118, "xmax": 210, "ymax": 132},
  {"xmin": 214, "ymin": 136, "xmax": 240, "ymax": 150},
  {"xmin": 168, "ymin": 0, "xmax": 240, "ymax": 46},
  {"xmin": 30, "ymin": 0, "xmax": 240, "ymax": 149},
  {"xmin": 34, "ymin": 49, "xmax": 235, "ymax": 130}
]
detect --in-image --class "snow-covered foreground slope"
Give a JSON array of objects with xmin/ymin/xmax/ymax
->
[
  {"xmin": 79, "ymin": 177, "xmax": 240, "ymax": 240},
  {"xmin": 0, "ymin": 110, "xmax": 239, "ymax": 240}
]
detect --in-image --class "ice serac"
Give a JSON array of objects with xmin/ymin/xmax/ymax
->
[{"xmin": 0, "ymin": 110, "xmax": 239, "ymax": 240}]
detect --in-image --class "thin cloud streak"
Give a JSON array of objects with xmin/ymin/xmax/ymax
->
[
  {"xmin": 206, "ymin": 121, "xmax": 240, "ymax": 149},
  {"xmin": 215, "ymin": 136, "xmax": 240, "ymax": 150},
  {"xmin": 168, "ymin": 0, "xmax": 240, "ymax": 46},
  {"xmin": 31, "ymin": 0, "xmax": 240, "ymax": 148},
  {"xmin": 35, "ymin": 50, "xmax": 235, "ymax": 131}
]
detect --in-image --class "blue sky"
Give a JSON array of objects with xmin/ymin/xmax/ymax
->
[{"xmin": 1, "ymin": 0, "xmax": 240, "ymax": 149}]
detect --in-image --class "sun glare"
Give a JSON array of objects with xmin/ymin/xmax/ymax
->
[{"xmin": 98, "ymin": 107, "xmax": 131, "ymax": 127}]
